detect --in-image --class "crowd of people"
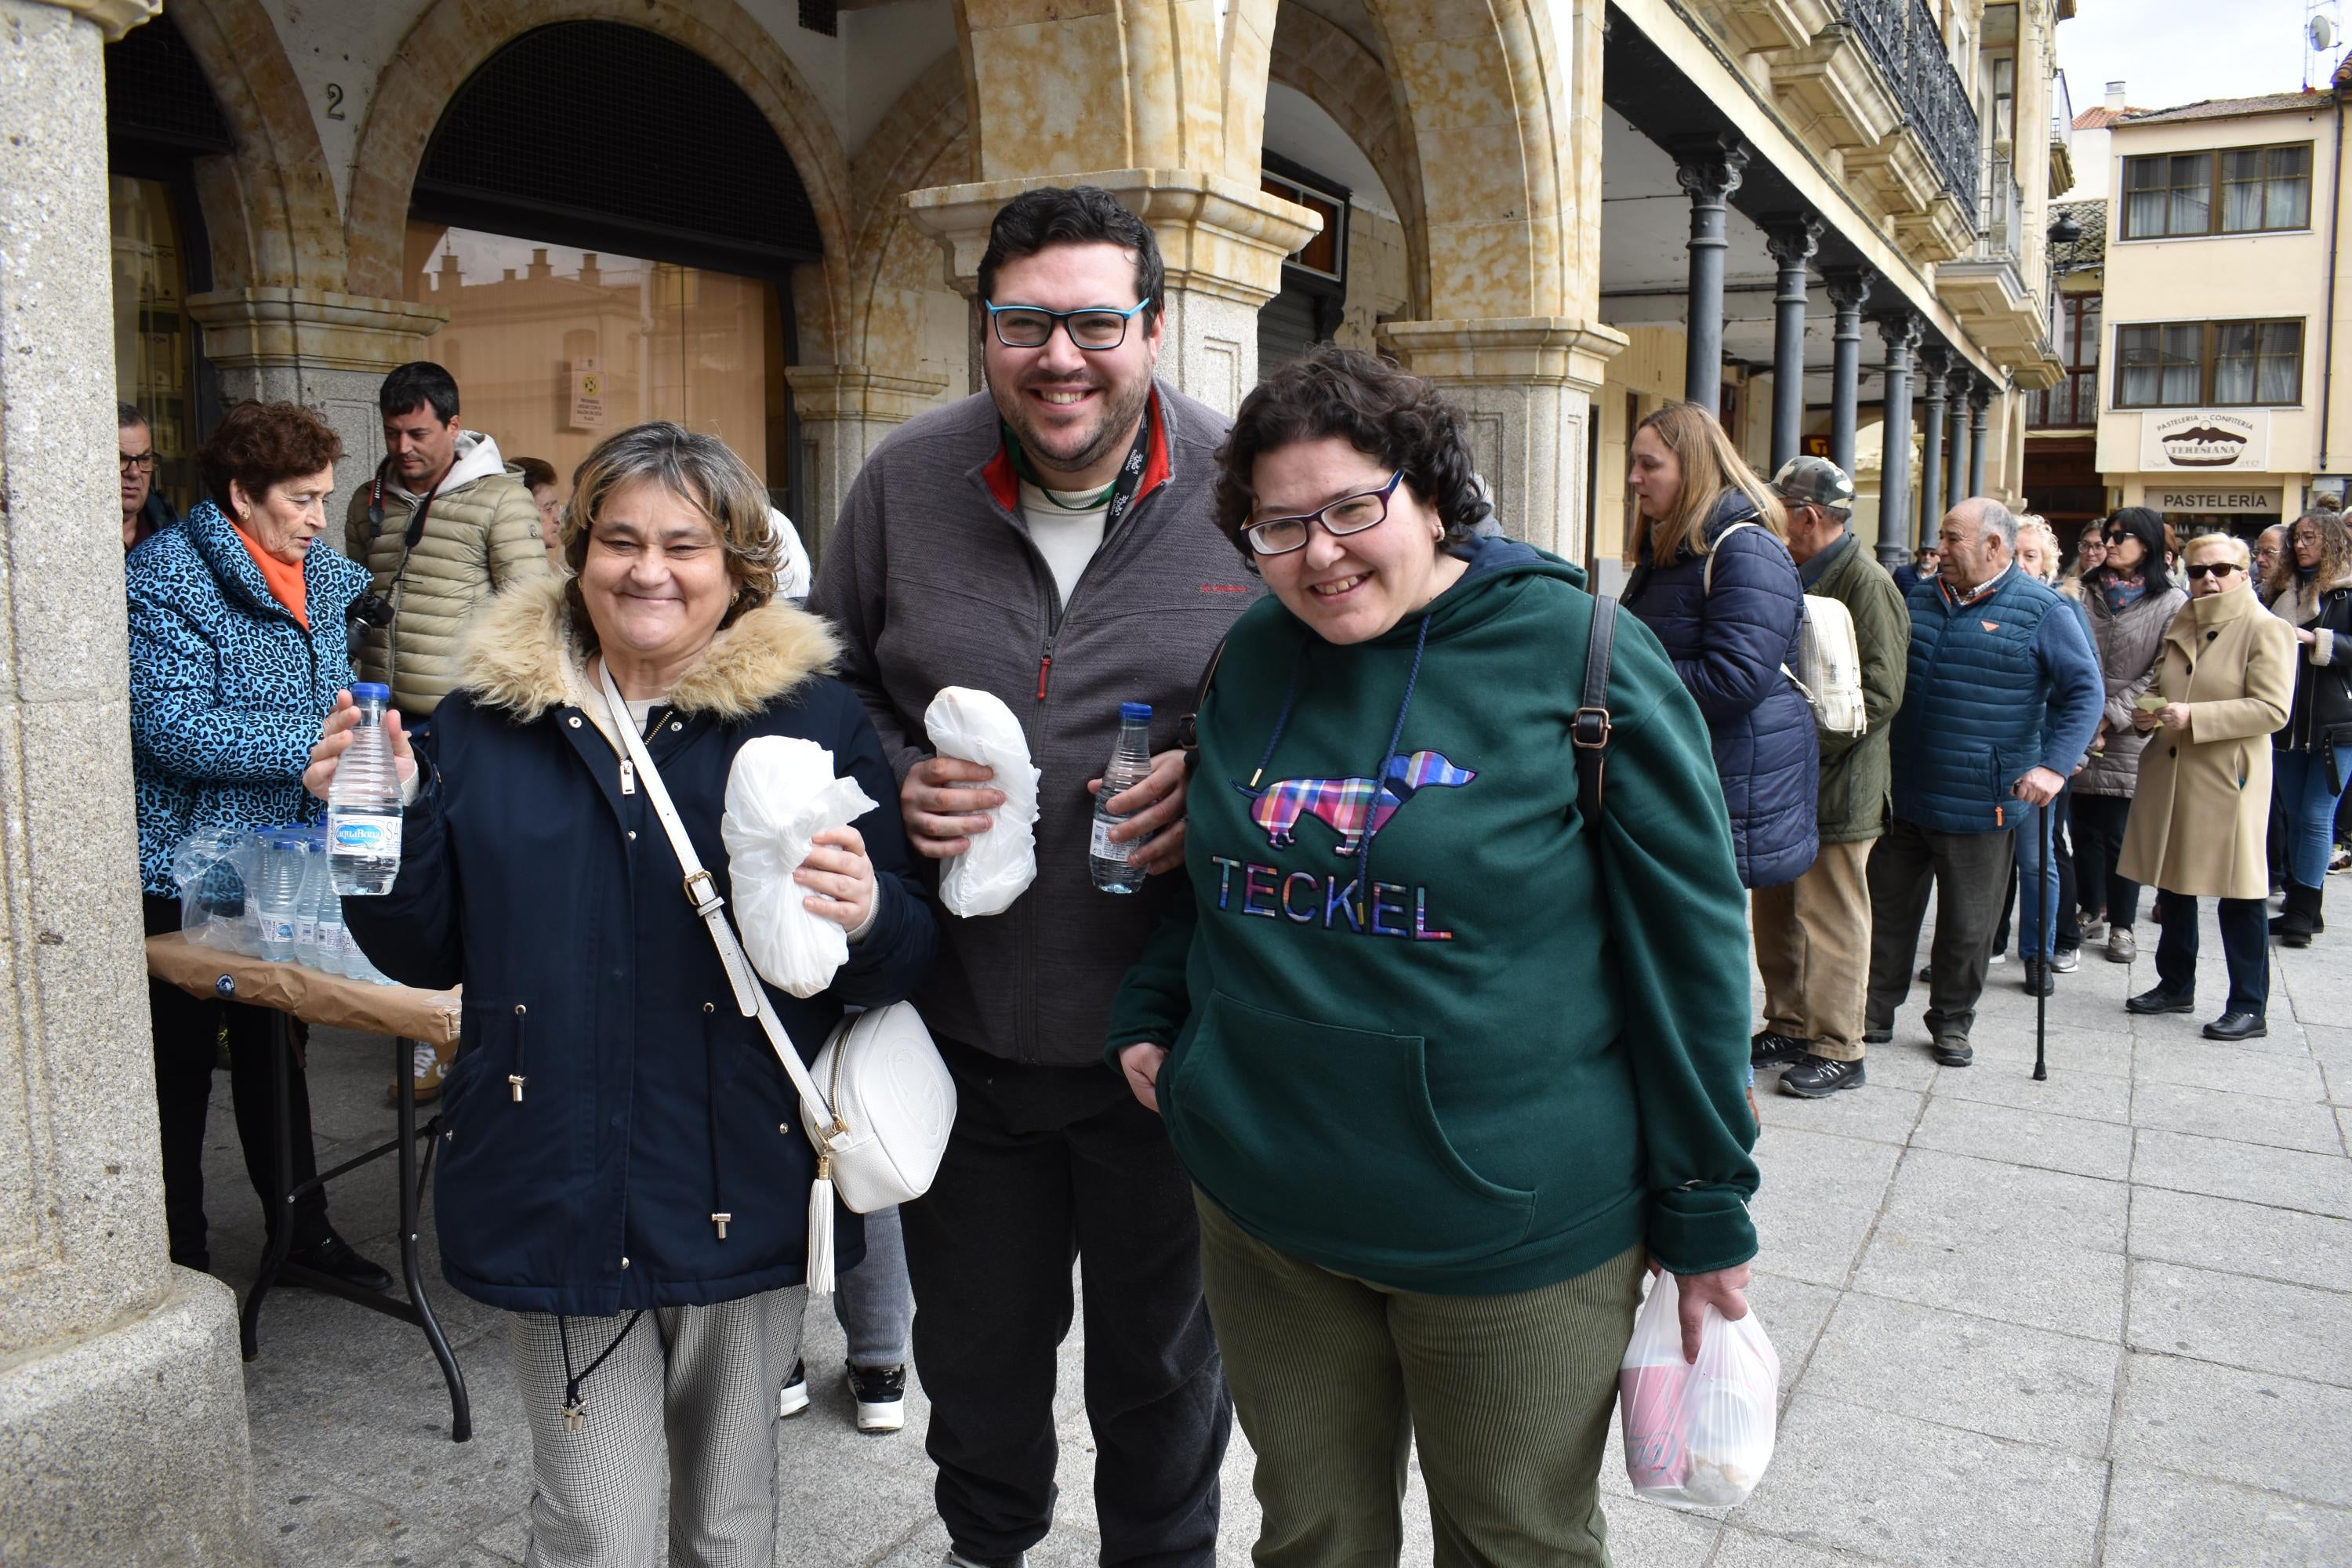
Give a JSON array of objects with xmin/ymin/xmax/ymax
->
[{"xmin": 115, "ymin": 183, "xmax": 2352, "ymax": 1568}]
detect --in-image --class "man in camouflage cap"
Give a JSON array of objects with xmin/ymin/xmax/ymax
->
[{"xmin": 1748, "ymin": 456, "xmax": 1911, "ymax": 1096}]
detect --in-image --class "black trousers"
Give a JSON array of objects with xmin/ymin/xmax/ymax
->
[
  {"xmin": 902, "ymin": 1036, "xmax": 1230, "ymax": 1567},
  {"xmin": 143, "ymin": 895, "xmax": 328, "ymax": 1270},
  {"xmin": 2154, "ymin": 893, "xmax": 2270, "ymax": 1018},
  {"xmin": 2070, "ymin": 792, "xmax": 2143, "ymax": 930},
  {"xmin": 1865, "ymin": 818, "xmax": 2016, "ymax": 1042}
]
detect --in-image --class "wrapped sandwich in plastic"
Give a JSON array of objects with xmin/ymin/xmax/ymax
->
[
  {"xmin": 1618, "ymin": 1269, "xmax": 1780, "ymax": 1508},
  {"xmin": 720, "ymin": 736, "xmax": 880, "ymax": 997},
  {"xmin": 923, "ymin": 687, "xmax": 1040, "ymax": 918}
]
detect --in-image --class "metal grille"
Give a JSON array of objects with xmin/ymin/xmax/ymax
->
[
  {"xmin": 1831, "ymin": 0, "xmax": 1979, "ymax": 216},
  {"xmin": 416, "ymin": 23, "xmax": 821, "ymax": 266},
  {"xmin": 105, "ymin": 15, "xmax": 234, "ymax": 154}
]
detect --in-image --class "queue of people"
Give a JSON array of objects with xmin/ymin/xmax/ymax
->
[{"xmin": 118, "ymin": 179, "xmax": 2352, "ymax": 1568}]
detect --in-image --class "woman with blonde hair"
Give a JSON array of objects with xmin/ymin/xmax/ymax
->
[
  {"xmin": 2264, "ymin": 507, "xmax": 2352, "ymax": 943},
  {"xmin": 1622, "ymin": 401, "xmax": 1818, "ymax": 896}
]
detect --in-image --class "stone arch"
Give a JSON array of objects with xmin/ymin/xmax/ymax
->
[
  {"xmin": 842, "ymin": 52, "xmax": 974, "ymax": 372},
  {"xmin": 343, "ymin": 0, "xmax": 854, "ymax": 349},
  {"xmin": 1266, "ymin": 3, "xmax": 1431, "ymax": 321},
  {"xmin": 161, "ymin": 0, "xmax": 344, "ymax": 291}
]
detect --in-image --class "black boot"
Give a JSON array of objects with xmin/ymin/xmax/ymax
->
[
  {"xmin": 2272, "ymin": 882, "xmax": 2322, "ymax": 948},
  {"xmin": 2022, "ymin": 957, "xmax": 2054, "ymax": 997}
]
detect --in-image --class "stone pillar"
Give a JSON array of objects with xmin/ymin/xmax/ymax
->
[
  {"xmin": 1824, "ymin": 268, "xmax": 1873, "ymax": 477},
  {"xmin": 1874, "ymin": 312, "xmax": 1922, "ymax": 570},
  {"xmin": 1946, "ymin": 370, "xmax": 1973, "ymax": 514},
  {"xmin": 0, "ymin": 2, "xmax": 261, "ymax": 1563},
  {"xmin": 1917, "ymin": 346, "xmax": 1951, "ymax": 549},
  {"xmin": 1379, "ymin": 318, "xmax": 1628, "ymax": 559},
  {"xmin": 186, "ymin": 288, "xmax": 448, "ymax": 507},
  {"xmin": 1969, "ymin": 380, "xmax": 1993, "ymax": 498},
  {"xmin": 1763, "ymin": 216, "xmax": 1820, "ymax": 474},
  {"xmin": 903, "ymin": 171, "xmax": 1319, "ymax": 419},
  {"xmin": 782, "ymin": 365, "xmax": 951, "ymax": 557},
  {"xmin": 1674, "ymin": 137, "xmax": 1749, "ymax": 416}
]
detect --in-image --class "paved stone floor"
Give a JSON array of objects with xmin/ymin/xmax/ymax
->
[{"xmin": 202, "ymin": 891, "xmax": 2352, "ymax": 1567}]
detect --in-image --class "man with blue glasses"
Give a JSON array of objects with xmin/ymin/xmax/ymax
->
[{"xmin": 815, "ymin": 184, "xmax": 1247, "ymax": 1568}]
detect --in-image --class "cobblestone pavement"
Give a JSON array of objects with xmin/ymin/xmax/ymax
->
[{"xmin": 208, "ymin": 893, "xmax": 2352, "ymax": 1566}]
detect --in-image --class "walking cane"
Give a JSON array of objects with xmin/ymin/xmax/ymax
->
[{"xmin": 2034, "ymin": 799, "xmax": 2054, "ymax": 1082}]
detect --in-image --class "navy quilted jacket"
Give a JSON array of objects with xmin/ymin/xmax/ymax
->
[
  {"xmin": 1622, "ymin": 492, "xmax": 1820, "ymax": 888},
  {"xmin": 125, "ymin": 500, "xmax": 368, "ymax": 897}
]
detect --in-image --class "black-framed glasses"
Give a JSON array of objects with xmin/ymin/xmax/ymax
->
[
  {"xmin": 2184, "ymin": 561, "xmax": 2242, "ymax": 579},
  {"xmin": 1243, "ymin": 472, "xmax": 1406, "ymax": 556},
  {"xmin": 983, "ymin": 297, "xmax": 1152, "ymax": 351},
  {"xmin": 118, "ymin": 451, "xmax": 157, "ymax": 473}
]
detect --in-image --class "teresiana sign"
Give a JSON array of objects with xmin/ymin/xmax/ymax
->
[{"xmin": 2141, "ymin": 410, "xmax": 2268, "ymax": 472}]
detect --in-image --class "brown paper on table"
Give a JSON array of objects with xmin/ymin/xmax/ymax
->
[{"xmin": 145, "ymin": 933, "xmax": 462, "ymax": 1047}]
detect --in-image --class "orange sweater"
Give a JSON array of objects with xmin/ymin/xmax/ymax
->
[{"xmin": 234, "ymin": 526, "xmax": 308, "ymax": 630}]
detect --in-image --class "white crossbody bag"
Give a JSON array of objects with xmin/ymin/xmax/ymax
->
[{"xmin": 597, "ymin": 666, "xmax": 955, "ymax": 1294}]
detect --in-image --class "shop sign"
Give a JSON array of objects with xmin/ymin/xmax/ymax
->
[
  {"xmin": 2140, "ymin": 409, "xmax": 2268, "ymax": 472},
  {"xmin": 2151, "ymin": 487, "xmax": 2282, "ymax": 514},
  {"xmin": 568, "ymin": 358, "xmax": 605, "ymax": 430}
]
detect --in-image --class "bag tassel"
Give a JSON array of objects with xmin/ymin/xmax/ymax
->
[{"xmin": 806, "ymin": 1152, "xmax": 837, "ymax": 1298}]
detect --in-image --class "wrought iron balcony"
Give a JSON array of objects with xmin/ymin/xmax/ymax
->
[
  {"xmin": 1837, "ymin": 0, "xmax": 1982, "ymax": 212},
  {"xmin": 1976, "ymin": 152, "xmax": 2026, "ymax": 260}
]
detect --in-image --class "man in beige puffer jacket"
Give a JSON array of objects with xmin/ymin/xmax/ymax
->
[{"xmin": 344, "ymin": 362, "xmax": 550, "ymax": 727}]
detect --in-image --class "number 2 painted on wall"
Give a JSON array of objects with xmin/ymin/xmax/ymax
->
[{"xmin": 325, "ymin": 83, "xmax": 346, "ymax": 121}]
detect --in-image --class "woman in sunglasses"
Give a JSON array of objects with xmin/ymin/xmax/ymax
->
[
  {"xmin": 2262, "ymin": 507, "xmax": 2352, "ymax": 945},
  {"xmin": 1105, "ymin": 347, "xmax": 1759, "ymax": 1565},
  {"xmin": 2068, "ymin": 506, "xmax": 2187, "ymax": 964},
  {"xmin": 2118, "ymin": 533, "xmax": 2295, "ymax": 1040}
]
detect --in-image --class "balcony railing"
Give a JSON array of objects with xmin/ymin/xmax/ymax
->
[
  {"xmin": 2051, "ymin": 68, "xmax": 2074, "ymax": 163},
  {"xmin": 1976, "ymin": 152, "xmax": 2025, "ymax": 259},
  {"xmin": 1838, "ymin": 0, "xmax": 1983, "ymax": 213}
]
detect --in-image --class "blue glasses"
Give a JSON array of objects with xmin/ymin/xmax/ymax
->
[
  {"xmin": 984, "ymin": 298, "xmax": 1153, "ymax": 351},
  {"xmin": 1243, "ymin": 472, "xmax": 1406, "ymax": 556}
]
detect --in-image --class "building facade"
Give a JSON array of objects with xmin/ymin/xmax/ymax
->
[{"xmin": 9, "ymin": 0, "xmax": 2075, "ymax": 1559}]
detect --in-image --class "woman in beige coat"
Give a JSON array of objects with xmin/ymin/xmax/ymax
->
[{"xmin": 2119, "ymin": 533, "xmax": 2296, "ymax": 1041}]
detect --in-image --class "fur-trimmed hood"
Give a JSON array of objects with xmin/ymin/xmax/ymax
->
[{"xmin": 458, "ymin": 574, "xmax": 841, "ymax": 725}]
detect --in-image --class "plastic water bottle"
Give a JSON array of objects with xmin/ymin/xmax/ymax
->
[
  {"xmin": 329, "ymin": 682, "xmax": 405, "ymax": 896},
  {"xmin": 1089, "ymin": 702, "xmax": 1155, "ymax": 895},
  {"xmin": 313, "ymin": 880, "xmax": 348, "ymax": 978},
  {"xmin": 256, "ymin": 829, "xmax": 303, "ymax": 961},
  {"xmin": 292, "ymin": 829, "xmax": 324, "ymax": 967}
]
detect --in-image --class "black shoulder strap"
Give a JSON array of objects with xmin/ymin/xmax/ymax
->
[
  {"xmin": 1573, "ymin": 595, "xmax": 1617, "ymax": 832},
  {"xmin": 1177, "ymin": 634, "xmax": 1228, "ymax": 769}
]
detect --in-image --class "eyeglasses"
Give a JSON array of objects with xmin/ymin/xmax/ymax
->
[
  {"xmin": 1243, "ymin": 472, "xmax": 1406, "ymax": 556},
  {"xmin": 2183, "ymin": 561, "xmax": 2242, "ymax": 579},
  {"xmin": 118, "ymin": 452, "xmax": 157, "ymax": 473},
  {"xmin": 983, "ymin": 298, "xmax": 1152, "ymax": 351}
]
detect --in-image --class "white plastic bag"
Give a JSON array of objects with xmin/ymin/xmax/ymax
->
[
  {"xmin": 720, "ymin": 736, "xmax": 880, "ymax": 998},
  {"xmin": 1618, "ymin": 1270, "xmax": 1780, "ymax": 1508},
  {"xmin": 922, "ymin": 687, "xmax": 1040, "ymax": 918}
]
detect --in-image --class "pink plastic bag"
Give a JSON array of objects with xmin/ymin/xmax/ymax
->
[{"xmin": 1618, "ymin": 1270, "xmax": 1780, "ymax": 1508}]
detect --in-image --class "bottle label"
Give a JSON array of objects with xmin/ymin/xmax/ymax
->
[
  {"xmin": 1090, "ymin": 815, "xmax": 1125, "ymax": 861},
  {"xmin": 332, "ymin": 814, "xmax": 403, "ymax": 858}
]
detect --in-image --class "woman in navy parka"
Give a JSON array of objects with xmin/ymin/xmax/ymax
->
[
  {"xmin": 1621, "ymin": 401, "xmax": 1820, "ymax": 891},
  {"xmin": 312, "ymin": 423, "xmax": 935, "ymax": 1566}
]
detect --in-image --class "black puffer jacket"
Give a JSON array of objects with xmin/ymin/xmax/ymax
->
[{"xmin": 2268, "ymin": 572, "xmax": 2352, "ymax": 752}]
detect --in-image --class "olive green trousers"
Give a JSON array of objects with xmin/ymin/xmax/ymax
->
[{"xmin": 1196, "ymin": 1194, "xmax": 1646, "ymax": 1568}]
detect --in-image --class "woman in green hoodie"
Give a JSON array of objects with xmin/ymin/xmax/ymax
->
[{"xmin": 1106, "ymin": 347, "xmax": 1762, "ymax": 1566}]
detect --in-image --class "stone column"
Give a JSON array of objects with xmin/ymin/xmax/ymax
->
[
  {"xmin": 1946, "ymin": 370, "xmax": 1973, "ymax": 511},
  {"xmin": 1874, "ymin": 312, "xmax": 1922, "ymax": 570},
  {"xmin": 1824, "ymin": 267, "xmax": 1873, "ymax": 477},
  {"xmin": 1969, "ymin": 380, "xmax": 1993, "ymax": 498},
  {"xmin": 186, "ymin": 287, "xmax": 448, "ymax": 507},
  {"xmin": 0, "ymin": 2, "xmax": 260, "ymax": 1563},
  {"xmin": 1380, "ymin": 318, "xmax": 1628, "ymax": 559},
  {"xmin": 903, "ymin": 171, "xmax": 1318, "ymax": 419},
  {"xmin": 1674, "ymin": 137, "xmax": 1750, "ymax": 416},
  {"xmin": 1763, "ymin": 216, "xmax": 1821, "ymax": 474},
  {"xmin": 1917, "ymin": 346, "xmax": 1951, "ymax": 548},
  {"xmin": 782, "ymin": 365, "xmax": 950, "ymax": 558}
]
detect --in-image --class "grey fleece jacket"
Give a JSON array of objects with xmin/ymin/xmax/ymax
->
[{"xmin": 812, "ymin": 384, "xmax": 1263, "ymax": 1067}]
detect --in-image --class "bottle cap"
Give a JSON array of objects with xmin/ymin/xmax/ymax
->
[
  {"xmin": 351, "ymin": 682, "xmax": 391, "ymax": 702},
  {"xmin": 1120, "ymin": 702, "xmax": 1152, "ymax": 722}
]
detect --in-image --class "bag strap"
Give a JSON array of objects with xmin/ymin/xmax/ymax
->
[
  {"xmin": 594, "ymin": 663, "xmax": 846, "ymax": 1149},
  {"xmin": 1176, "ymin": 635, "xmax": 1229, "ymax": 764},
  {"xmin": 1573, "ymin": 596, "xmax": 1617, "ymax": 832},
  {"xmin": 1702, "ymin": 518, "xmax": 1760, "ymax": 597}
]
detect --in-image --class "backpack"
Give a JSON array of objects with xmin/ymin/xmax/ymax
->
[{"xmin": 1705, "ymin": 520, "xmax": 1868, "ymax": 739}]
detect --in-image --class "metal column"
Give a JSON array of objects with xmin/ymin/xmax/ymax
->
[
  {"xmin": 1947, "ymin": 371, "xmax": 1973, "ymax": 510},
  {"xmin": 1969, "ymin": 380, "xmax": 1993, "ymax": 498},
  {"xmin": 1764, "ymin": 216, "xmax": 1821, "ymax": 473},
  {"xmin": 1875, "ymin": 312, "xmax": 1922, "ymax": 570},
  {"xmin": 1824, "ymin": 268, "xmax": 1873, "ymax": 476},
  {"xmin": 1918, "ymin": 346, "xmax": 1951, "ymax": 545},
  {"xmin": 1675, "ymin": 136, "xmax": 1750, "ymax": 416}
]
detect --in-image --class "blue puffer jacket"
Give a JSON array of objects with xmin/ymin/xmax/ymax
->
[
  {"xmin": 125, "ymin": 500, "xmax": 369, "ymax": 897},
  {"xmin": 1888, "ymin": 569, "xmax": 2103, "ymax": 835},
  {"xmin": 1623, "ymin": 492, "xmax": 1819, "ymax": 887}
]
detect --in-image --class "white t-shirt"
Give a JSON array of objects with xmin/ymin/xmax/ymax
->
[{"xmin": 1018, "ymin": 482, "xmax": 1110, "ymax": 608}]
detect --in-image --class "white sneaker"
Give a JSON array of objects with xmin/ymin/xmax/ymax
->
[
  {"xmin": 1987, "ymin": 951, "xmax": 2007, "ymax": 966},
  {"xmin": 779, "ymin": 1359, "xmax": 809, "ymax": 1419}
]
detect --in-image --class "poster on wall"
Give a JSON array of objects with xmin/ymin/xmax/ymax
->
[
  {"xmin": 568, "ymin": 358, "xmax": 606, "ymax": 431},
  {"xmin": 2139, "ymin": 410, "xmax": 2269, "ymax": 473}
]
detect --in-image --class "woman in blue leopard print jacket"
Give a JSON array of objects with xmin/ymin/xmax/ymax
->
[{"xmin": 125, "ymin": 401, "xmax": 390, "ymax": 1292}]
